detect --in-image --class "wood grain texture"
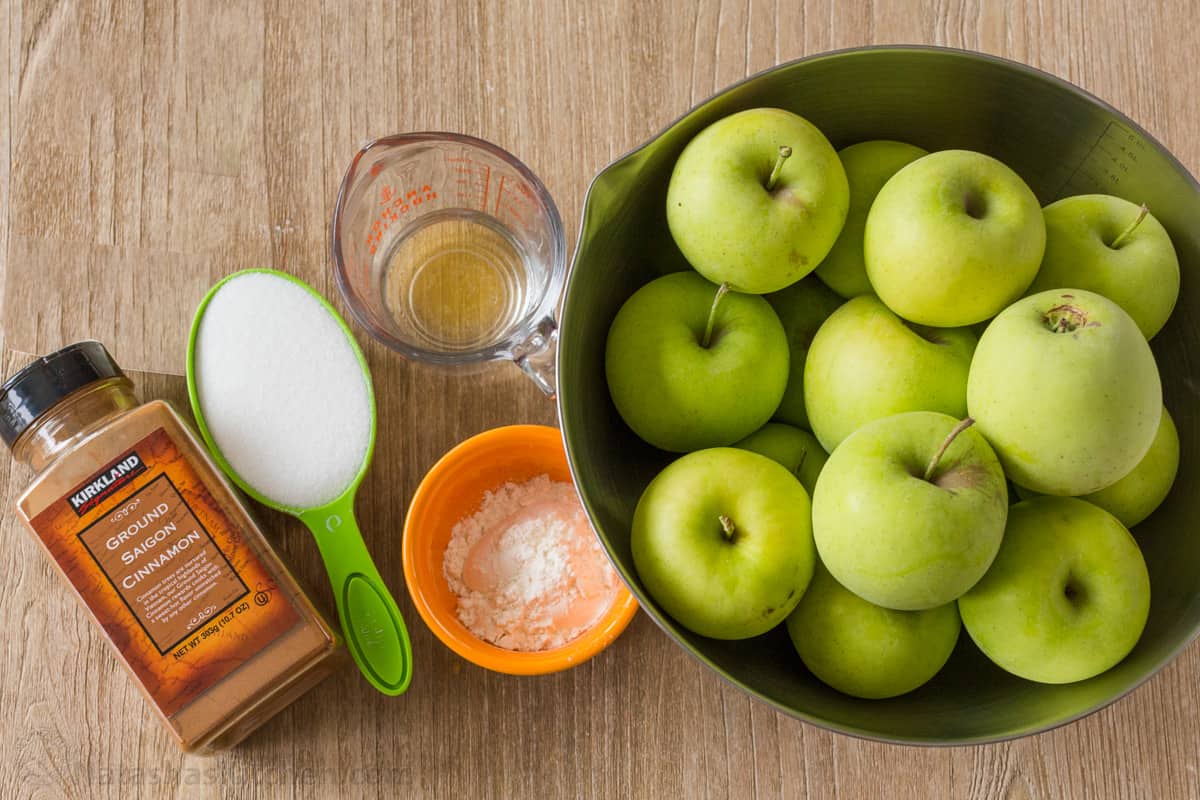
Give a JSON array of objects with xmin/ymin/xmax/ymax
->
[{"xmin": 1, "ymin": 1, "xmax": 1199, "ymax": 798}]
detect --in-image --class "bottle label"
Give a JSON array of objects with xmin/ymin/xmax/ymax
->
[{"xmin": 30, "ymin": 428, "xmax": 300, "ymax": 717}]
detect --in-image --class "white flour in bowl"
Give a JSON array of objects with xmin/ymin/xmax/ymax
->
[{"xmin": 443, "ymin": 475, "xmax": 620, "ymax": 651}]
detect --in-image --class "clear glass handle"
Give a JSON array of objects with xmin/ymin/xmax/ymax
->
[{"xmin": 512, "ymin": 316, "xmax": 558, "ymax": 398}]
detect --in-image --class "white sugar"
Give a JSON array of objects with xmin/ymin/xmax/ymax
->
[{"xmin": 193, "ymin": 272, "xmax": 372, "ymax": 509}]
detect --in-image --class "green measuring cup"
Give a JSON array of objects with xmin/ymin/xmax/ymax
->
[{"xmin": 186, "ymin": 268, "xmax": 412, "ymax": 696}]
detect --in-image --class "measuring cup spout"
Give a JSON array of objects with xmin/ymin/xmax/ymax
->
[{"xmin": 511, "ymin": 316, "xmax": 558, "ymax": 398}]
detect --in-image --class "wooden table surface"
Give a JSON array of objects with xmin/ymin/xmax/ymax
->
[{"xmin": 2, "ymin": 1, "xmax": 1198, "ymax": 798}]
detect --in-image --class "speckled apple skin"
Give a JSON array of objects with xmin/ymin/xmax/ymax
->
[
  {"xmin": 864, "ymin": 149, "xmax": 1045, "ymax": 326},
  {"xmin": 764, "ymin": 276, "xmax": 844, "ymax": 429},
  {"xmin": 815, "ymin": 139, "xmax": 928, "ymax": 299},
  {"xmin": 1028, "ymin": 194, "xmax": 1180, "ymax": 339},
  {"xmin": 804, "ymin": 295, "xmax": 977, "ymax": 452},
  {"xmin": 733, "ymin": 422, "xmax": 828, "ymax": 497},
  {"xmin": 632, "ymin": 447, "xmax": 815, "ymax": 640},
  {"xmin": 958, "ymin": 497, "xmax": 1150, "ymax": 684},
  {"xmin": 967, "ymin": 289, "xmax": 1161, "ymax": 496},
  {"xmin": 666, "ymin": 108, "xmax": 849, "ymax": 294},
  {"xmin": 786, "ymin": 561, "xmax": 961, "ymax": 699},
  {"xmin": 605, "ymin": 271, "xmax": 789, "ymax": 453},
  {"xmin": 1019, "ymin": 405, "xmax": 1180, "ymax": 528},
  {"xmin": 812, "ymin": 411, "xmax": 1008, "ymax": 611}
]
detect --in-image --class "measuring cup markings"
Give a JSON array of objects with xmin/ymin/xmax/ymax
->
[
  {"xmin": 1056, "ymin": 121, "xmax": 1147, "ymax": 199},
  {"xmin": 366, "ymin": 184, "xmax": 440, "ymax": 255},
  {"xmin": 452, "ymin": 161, "xmax": 493, "ymax": 211},
  {"xmin": 332, "ymin": 132, "xmax": 565, "ymax": 391},
  {"xmin": 494, "ymin": 175, "xmax": 537, "ymax": 230},
  {"xmin": 494, "ymin": 174, "xmax": 508, "ymax": 216},
  {"xmin": 447, "ymin": 162, "xmax": 538, "ymax": 232},
  {"xmin": 452, "ymin": 175, "xmax": 481, "ymax": 208},
  {"xmin": 1091, "ymin": 142, "xmax": 1130, "ymax": 185},
  {"xmin": 506, "ymin": 207, "xmax": 535, "ymax": 234}
]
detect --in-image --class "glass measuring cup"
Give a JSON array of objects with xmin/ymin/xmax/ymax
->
[{"xmin": 332, "ymin": 133, "xmax": 566, "ymax": 396}]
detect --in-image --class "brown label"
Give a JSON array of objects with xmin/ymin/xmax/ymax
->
[
  {"xmin": 30, "ymin": 428, "xmax": 300, "ymax": 717},
  {"xmin": 77, "ymin": 474, "xmax": 250, "ymax": 653}
]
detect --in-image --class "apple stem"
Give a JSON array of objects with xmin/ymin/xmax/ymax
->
[
  {"xmin": 923, "ymin": 417, "xmax": 976, "ymax": 482},
  {"xmin": 1043, "ymin": 303, "xmax": 1088, "ymax": 333},
  {"xmin": 701, "ymin": 282, "xmax": 730, "ymax": 348},
  {"xmin": 765, "ymin": 145, "xmax": 793, "ymax": 192},
  {"xmin": 719, "ymin": 514, "xmax": 737, "ymax": 541},
  {"xmin": 1110, "ymin": 203, "xmax": 1149, "ymax": 249}
]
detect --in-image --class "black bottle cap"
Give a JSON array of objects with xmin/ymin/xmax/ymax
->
[{"xmin": 0, "ymin": 341, "xmax": 126, "ymax": 448}]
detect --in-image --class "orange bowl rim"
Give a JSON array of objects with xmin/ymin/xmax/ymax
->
[{"xmin": 401, "ymin": 423, "xmax": 638, "ymax": 675}]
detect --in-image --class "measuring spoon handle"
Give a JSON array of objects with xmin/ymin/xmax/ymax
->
[{"xmin": 300, "ymin": 499, "xmax": 413, "ymax": 696}]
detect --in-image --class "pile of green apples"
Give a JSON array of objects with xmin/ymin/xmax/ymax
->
[{"xmin": 605, "ymin": 107, "xmax": 1182, "ymax": 699}]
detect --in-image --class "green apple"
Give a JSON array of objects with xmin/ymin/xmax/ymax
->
[
  {"xmin": 967, "ymin": 289, "xmax": 1161, "ymax": 495},
  {"xmin": 632, "ymin": 447, "xmax": 816, "ymax": 639},
  {"xmin": 1083, "ymin": 405, "xmax": 1179, "ymax": 526},
  {"xmin": 804, "ymin": 295, "xmax": 977, "ymax": 452},
  {"xmin": 666, "ymin": 108, "xmax": 849, "ymax": 294},
  {"xmin": 815, "ymin": 140, "xmax": 928, "ymax": 298},
  {"xmin": 958, "ymin": 497, "xmax": 1150, "ymax": 684},
  {"xmin": 764, "ymin": 276, "xmax": 844, "ymax": 428},
  {"xmin": 786, "ymin": 561, "xmax": 960, "ymax": 699},
  {"xmin": 812, "ymin": 412, "xmax": 1008, "ymax": 610},
  {"xmin": 733, "ymin": 422, "xmax": 828, "ymax": 496},
  {"xmin": 605, "ymin": 272, "xmax": 789, "ymax": 452},
  {"xmin": 1027, "ymin": 195, "xmax": 1180, "ymax": 339},
  {"xmin": 1018, "ymin": 406, "xmax": 1179, "ymax": 528},
  {"xmin": 864, "ymin": 149, "xmax": 1046, "ymax": 326}
]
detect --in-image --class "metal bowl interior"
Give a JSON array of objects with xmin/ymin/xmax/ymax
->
[{"xmin": 557, "ymin": 46, "xmax": 1200, "ymax": 744}]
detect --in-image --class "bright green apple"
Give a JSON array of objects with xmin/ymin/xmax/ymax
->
[
  {"xmin": 1018, "ymin": 405, "xmax": 1179, "ymax": 528},
  {"xmin": 764, "ymin": 276, "xmax": 844, "ymax": 428},
  {"xmin": 632, "ymin": 447, "xmax": 816, "ymax": 639},
  {"xmin": 786, "ymin": 561, "xmax": 960, "ymax": 699},
  {"xmin": 666, "ymin": 108, "xmax": 849, "ymax": 293},
  {"xmin": 804, "ymin": 295, "xmax": 977, "ymax": 452},
  {"xmin": 815, "ymin": 140, "xmax": 928, "ymax": 298},
  {"xmin": 605, "ymin": 272, "xmax": 789, "ymax": 452},
  {"xmin": 1083, "ymin": 405, "xmax": 1179, "ymax": 526},
  {"xmin": 864, "ymin": 149, "xmax": 1046, "ymax": 326},
  {"xmin": 812, "ymin": 412, "xmax": 1008, "ymax": 610},
  {"xmin": 967, "ymin": 289, "xmax": 1161, "ymax": 495},
  {"xmin": 958, "ymin": 497, "xmax": 1150, "ymax": 684},
  {"xmin": 1027, "ymin": 195, "xmax": 1179, "ymax": 339},
  {"xmin": 733, "ymin": 422, "xmax": 828, "ymax": 496}
]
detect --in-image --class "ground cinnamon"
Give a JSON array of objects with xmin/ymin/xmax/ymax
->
[{"xmin": 1, "ymin": 341, "xmax": 343, "ymax": 753}]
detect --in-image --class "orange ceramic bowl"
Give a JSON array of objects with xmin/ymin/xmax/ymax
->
[{"xmin": 402, "ymin": 424, "xmax": 638, "ymax": 675}]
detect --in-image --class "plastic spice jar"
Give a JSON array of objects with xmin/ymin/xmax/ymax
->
[{"xmin": 0, "ymin": 341, "xmax": 343, "ymax": 753}]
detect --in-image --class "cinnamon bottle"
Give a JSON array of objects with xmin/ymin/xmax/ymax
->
[{"xmin": 1, "ymin": 341, "xmax": 343, "ymax": 752}]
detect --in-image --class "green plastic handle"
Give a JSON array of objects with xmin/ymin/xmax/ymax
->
[{"xmin": 299, "ymin": 495, "xmax": 413, "ymax": 696}]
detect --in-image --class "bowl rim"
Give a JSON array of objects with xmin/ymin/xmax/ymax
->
[
  {"xmin": 401, "ymin": 423, "xmax": 639, "ymax": 676},
  {"xmin": 556, "ymin": 43, "xmax": 1200, "ymax": 745}
]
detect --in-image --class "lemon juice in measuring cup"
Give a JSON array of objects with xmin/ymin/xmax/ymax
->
[
  {"xmin": 332, "ymin": 133, "xmax": 566, "ymax": 394},
  {"xmin": 383, "ymin": 209, "xmax": 528, "ymax": 351}
]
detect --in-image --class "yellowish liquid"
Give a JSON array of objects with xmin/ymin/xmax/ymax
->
[{"xmin": 383, "ymin": 211, "xmax": 527, "ymax": 351}]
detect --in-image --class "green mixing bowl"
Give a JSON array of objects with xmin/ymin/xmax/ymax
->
[{"xmin": 557, "ymin": 45, "xmax": 1200, "ymax": 744}]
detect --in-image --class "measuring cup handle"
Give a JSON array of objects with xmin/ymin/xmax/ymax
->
[
  {"xmin": 299, "ymin": 500, "xmax": 413, "ymax": 696},
  {"xmin": 511, "ymin": 315, "xmax": 558, "ymax": 398}
]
